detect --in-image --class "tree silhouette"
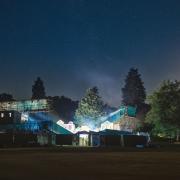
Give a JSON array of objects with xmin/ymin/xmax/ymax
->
[
  {"xmin": 32, "ymin": 77, "xmax": 46, "ymax": 100},
  {"xmin": 122, "ymin": 68, "xmax": 146, "ymax": 109},
  {"xmin": 48, "ymin": 96, "xmax": 78, "ymax": 123},
  {"xmin": 0, "ymin": 93, "xmax": 14, "ymax": 102}
]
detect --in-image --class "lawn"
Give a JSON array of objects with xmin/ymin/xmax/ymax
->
[{"xmin": 0, "ymin": 148, "xmax": 180, "ymax": 180}]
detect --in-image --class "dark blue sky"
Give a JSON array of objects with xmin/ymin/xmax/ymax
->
[{"xmin": 0, "ymin": 0, "xmax": 180, "ymax": 107}]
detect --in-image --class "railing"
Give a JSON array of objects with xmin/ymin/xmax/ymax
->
[{"xmin": 0, "ymin": 99, "xmax": 50, "ymax": 112}]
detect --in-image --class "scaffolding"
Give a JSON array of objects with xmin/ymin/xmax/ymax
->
[{"xmin": 0, "ymin": 99, "xmax": 50, "ymax": 112}]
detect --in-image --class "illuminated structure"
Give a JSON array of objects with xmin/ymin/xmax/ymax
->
[
  {"xmin": 0, "ymin": 99, "xmax": 50, "ymax": 128},
  {"xmin": 56, "ymin": 120, "xmax": 76, "ymax": 133},
  {"xmin": 0, "ymin": 98, "xmax": 138, "ymax": 133},
  {"xmin": 0, "ymin": 99, "xmax": 76, "ymax": 137},
  {"xmin": 0, "ymin": 111, "xmax": 21, "ymax": 125},
  {"xmin": 0, "ymin": 99, "xmax": 50, "ymax": 132},
  {"xmin": 0, "ymin": 99, "xmax": 49, "ymax": 112},
  {"xmin": 100, "ymin": 106, "xmax": 139, "ymax": 132},
  {"xmin": 74, "ymin": 106, "xmax": 139, "ymax": 146},
  {"xmin": 57, "ymin": 106, "xmax": 139, "ymax": 134},
  {"xmin": 0, "ymin": 100, "xmax": 147, "ymax": 147}
]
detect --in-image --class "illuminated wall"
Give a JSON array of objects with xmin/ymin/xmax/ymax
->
[
  {"xmin": 100, "ymin": 106, "xmax": 138, "ymax": 132},
  {"xmin": 0, "ymin": 99, "xmax": 50, "ymax": 112}
]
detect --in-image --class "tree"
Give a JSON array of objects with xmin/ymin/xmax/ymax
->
[
  {"xmin": 0, "ymin": 93, "xmax": 14, "ymax": 102},
  {"xmin": 122, "ymin": 68, "xmax": 146, "ymax": 110},
  {"xmin": 146, "ymin": 80, "xmax": 180, "ymax": 140},
  {"xmin": 32, "ymin": 77, "xmax": 46, "ymax": 100},
  {"xmin": 48, "ymin": 96, "xmax": 79, "ymax": 123},
  {"xmin": 75, "ymin": 87, "xmax": 104, "ymax": 127}
]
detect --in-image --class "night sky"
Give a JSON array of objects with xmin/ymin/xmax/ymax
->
[{"xmin": 0, "ymin": 0, "xmax": 180, "ymax": 107}]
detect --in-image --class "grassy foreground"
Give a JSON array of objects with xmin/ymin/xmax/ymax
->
[{"xmin": 0, "ymin": 147, "xmax": 180, "ymax": 180}]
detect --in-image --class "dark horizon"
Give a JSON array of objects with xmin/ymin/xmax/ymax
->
[{"xmin": 0, "ymin": 0, "xmax": 180, "ymax": 107}]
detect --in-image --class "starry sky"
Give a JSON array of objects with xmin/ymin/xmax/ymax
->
[{"xmin": 0, "ymin": 0, "xmax": 180, "ymax": 107}]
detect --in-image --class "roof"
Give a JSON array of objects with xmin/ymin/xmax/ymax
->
[
  {"xmin": 101, "ymin": 106, "xmax": 137, "ymax": 123},
  {"xmin": 99, "ymin": 129, "xmax": 133, "ymax": 135},
  {"xmin": 50, "ymin": 122, "xmax": 73, "ymax": 135}
]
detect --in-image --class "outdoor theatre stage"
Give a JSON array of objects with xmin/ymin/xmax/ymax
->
[
  {"xmin": 0, "ymin": 99, "xmax": 147, "ymax": 147},
  {"xmin": 0, "ymin": 99, "xmax": 138, "ymax": 133},
  {"xmin": 0, "ymin": 99, "xmax": 76, "ymax": 136}
]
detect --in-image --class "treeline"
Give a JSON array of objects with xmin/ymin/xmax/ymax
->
[
  {"xmin": 1, "ymin": 68, "xmax": 180, "ymax": 139},
  {"xmin": 0, "ymin": 77, "xmax": 115, "ymax": 123},
  {"xmin": 0, "ymin": 78, "xmax": 79, "ymax": 123},
  {"xmin": 74, "ymin": 68, "xmax": 148, "ymax": 127},
  {"xmin": 0, "ymin": 68, "xmax": 148, "ymax": 125},
  {"xmin": 145, "ymin": 80, "xmax": 180, "ymax": 140}
]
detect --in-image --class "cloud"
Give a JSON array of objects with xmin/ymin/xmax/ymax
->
[{"xmin": 79, "ymin": 70, "xmax": 122, "ymax": 107}]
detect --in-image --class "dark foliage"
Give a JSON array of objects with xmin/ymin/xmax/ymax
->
[
  {"xmin": 32, "ymin": 77, "xmax": 46, "ymax": 100},
  {"xmin": 146, "ymin": 80, "xmax": 180, "ymax": 137},
  {"xmin": 122, "ymin": 68, "xmax": 146, "ymax": 110},
  {"xmin": 0, "ymin": 93, "xmax": 14, "ymax": 102},
  {"xmin": 49, "ymin": 96, "xmax": 78, "ymax": 123}
]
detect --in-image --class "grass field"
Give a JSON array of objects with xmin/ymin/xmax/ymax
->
[{"xmin": 0, "ymin": 147, "xmax": 180, "ymax": 180}]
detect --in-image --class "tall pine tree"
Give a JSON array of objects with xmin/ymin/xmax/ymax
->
[
  {"xmin": 122, "ymin": 68, "xmax": 146, "ymax": 109},
  {"xmin": 32, "ymin": 77, "xmax": 46, "ymax": 100},
  {"xmin": 75, "ymin": 87, "xmax": 104, "ymax": 127}
]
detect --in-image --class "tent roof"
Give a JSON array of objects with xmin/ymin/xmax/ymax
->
[
  {"xmin": 104, "ymin": 106, "xmax": 136, "ymax": 123},
  {"xmin": 50, "ymin": 122, "xmax": 73, "ymax": 135},
  {"xmin": 98, "ymin": 129, "xmax": 133, "ymax": 136}
]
